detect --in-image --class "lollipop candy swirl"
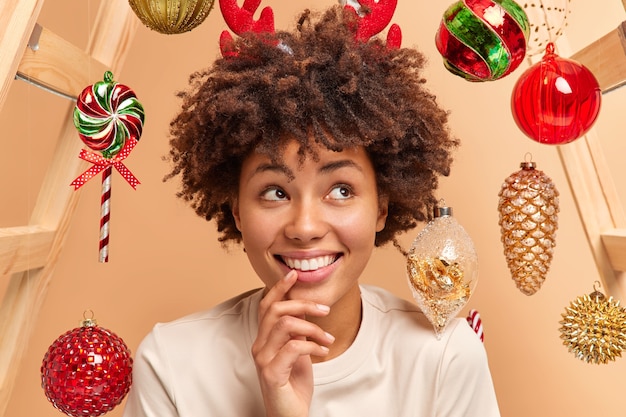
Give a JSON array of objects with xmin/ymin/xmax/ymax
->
[{"xmin": 74, "ymin": 71, "xmax": 145, "ymax": 159}]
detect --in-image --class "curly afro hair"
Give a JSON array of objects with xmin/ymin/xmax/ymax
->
[{"xmin": 166, "ymin": 5, "xmax": 459, "ymax": 249}]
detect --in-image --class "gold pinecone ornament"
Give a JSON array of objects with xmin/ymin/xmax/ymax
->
[
  {"xmin": 559, "ymin": 284, "xmax": 626, "ymax": 364},
  {"xmin": 497, "ymin": 160, "xmax": 559, "ymax": 295}
]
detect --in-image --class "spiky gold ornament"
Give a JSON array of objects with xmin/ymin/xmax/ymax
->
[
  {"xmin": 497, "ymin": 160, "xmax": 559, "ymax": 295},
  {"xmin": 559, "ymin": 284, "xmax": 626, "ymax": 364}
]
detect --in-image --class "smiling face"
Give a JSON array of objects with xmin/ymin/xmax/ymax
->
[{"xmin": 232, "ymin": 139, "xmax": 388, "ymax": 308}]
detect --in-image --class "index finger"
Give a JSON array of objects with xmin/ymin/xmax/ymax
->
[{"xmin": 259, "ymin": 270, "xmax": 298, "ymax": 318}]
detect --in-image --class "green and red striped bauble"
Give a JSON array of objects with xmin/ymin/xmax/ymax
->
[{"xmin": 435, "ymin": 0, "xmax": 529, "ymax": 82}]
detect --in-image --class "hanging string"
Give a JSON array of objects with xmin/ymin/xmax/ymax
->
[{"xmin": 522, "ymin": 0, "xmax": 571, "ymax": 59}]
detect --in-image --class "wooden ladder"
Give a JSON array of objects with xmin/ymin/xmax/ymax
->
[{"xmin": 0, "ymin": 1, "xmax": 138, "ymax": 415}]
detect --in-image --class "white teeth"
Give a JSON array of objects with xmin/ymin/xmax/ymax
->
[{"xmin": 282, "ymin": 255, "xmax": 335, "ymax": 271}]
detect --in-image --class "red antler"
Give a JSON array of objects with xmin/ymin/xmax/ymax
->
[
  {"xmin": 386, "ymin": 23, "xmax": 402, "ymax": 49},
  {"xmin": 219, "ymin": 0, "xmax": 275, "ymax": 57},
  {"xmin": 344, "ymin": 0, "xmax": 402, "ymax": 48}
]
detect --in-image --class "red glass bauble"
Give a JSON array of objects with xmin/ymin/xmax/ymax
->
[
  {"xmin": 41, "ymin": 317, "xmax": 133, "ymax": 417},
  {"xmin": 511, "ymin": 43, "xmax": 601, "ymax": 145}
]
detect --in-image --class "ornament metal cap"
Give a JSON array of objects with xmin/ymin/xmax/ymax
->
[
  {"xmin": 590, "ymin": 280, "xmax": 606, "ymax": 301},
  {"xmin": 80, "ymin": 309, "xmax": 98, "ymax": 327},
  {"xmin": 519, "ymin": 152, "xmax": 536, "ymax": 170},
  {"xmin": 434, "ymin": 200, "xmax": 452, "ymax": 217}
]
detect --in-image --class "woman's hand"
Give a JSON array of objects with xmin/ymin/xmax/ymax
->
[{"xmin": 252, "ymin": 270, "xmax": 335, "ymax": 417}]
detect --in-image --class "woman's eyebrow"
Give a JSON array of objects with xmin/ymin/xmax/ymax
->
[
  {"xmin": 253, "ymin": 163, "xmax": 288, "ymax": 175},
  {"xmin": 319, "ymin": 160, "xmax": 363, "ymax": 174},
  {"xmin": 245, "ymin": 159, "xmax": 363, "ymax": 183},
  {"xmin": 245, "ymin": 163, "xmax": 290, "ymax": 183}
]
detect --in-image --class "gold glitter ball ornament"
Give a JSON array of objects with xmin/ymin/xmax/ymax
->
[
  {"xmin": 128, "ymin": 0, "xmax": 216, "ymax": 34},
  {"xmin": 559, "ymin": 284, "xmax": 626, "ymax": 365},
  {"xmin": 406, "ymin": 203, "xmax": 478, "ymax": 339},
  {"xmin": 497, "ymin": 160, "xmax": 559, "ymax": 295}
]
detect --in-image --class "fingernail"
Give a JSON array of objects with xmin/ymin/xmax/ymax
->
[
  {"xmin": 284, "ymin": 270, "xmax": 297, "ymax": 281},
  {"xmin": 316, "ymin": 303, "xmax": 330, "ymax": 313},
  {"xmin": 325, "ymin": 332, "xmax": 335, "ymax": 343}
]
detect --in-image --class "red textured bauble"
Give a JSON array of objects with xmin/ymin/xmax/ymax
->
[
  {"xmin": 41, "ymin": 317, "xmax": 133, "ymax": 417},
  {"xmin": 511, "ymin": 43, "xmax": 601, "ymax": 145}
]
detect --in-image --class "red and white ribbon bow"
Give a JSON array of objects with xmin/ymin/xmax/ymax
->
[{"xmin": 70, "ymin": 138, "xmax": 140, "ymax": 190}]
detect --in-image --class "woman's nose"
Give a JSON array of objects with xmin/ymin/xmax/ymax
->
[{"xmin": 284, "ymin": 200, "xmax": 328, "ymax": 242}]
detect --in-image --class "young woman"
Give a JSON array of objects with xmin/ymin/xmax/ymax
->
[{"xmin": 123, "ymin": 5, "xmax": 500, "ymax": 417}]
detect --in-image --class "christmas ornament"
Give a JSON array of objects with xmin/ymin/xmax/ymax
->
[
  {"xmin": 129, "ymin": 0, "xmax": 216, "ymax": 34},
  {"xmin": 520, "ymin": 0, "xmax": 571, "ymax": 57},
  {"xmin": 498, "ymin": 158, "xmax": 559, "ymax": 295},
  {"xmin": 511, "ymin": 42, "xmax": 601, "ymax": 145},
  {"xmin": 71, "ymin": 71, "xmax": 144, "ymax": 262},
  {"xmin": 435, "ymin": 0, "xmax": 530, "ymax": 82},
  {"xmin": 559, "ymin": 282, "xmax": 626, "ymax": 364},
  {"xmin": 467, "ymin": 309, "xmax": 484, "ymax": 342},
  {"xmin": 41, "ymin": 312, "xmax": 133, "ymax": 416},
  {"xmin": 406, "ymin": 201, "xmax": 479, "ymax": 339}
]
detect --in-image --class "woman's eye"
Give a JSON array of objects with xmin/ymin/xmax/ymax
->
[
  {"xmin": 261, "ymin": 187, "xmax": 288, "ymax": 201},
  {"xmin": 328, "ymin": 185, "xmax": 353, "ymax": 200}
]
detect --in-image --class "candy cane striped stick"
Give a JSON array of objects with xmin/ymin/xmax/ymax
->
[
  {"xmin": 467, "ymin": 309, "xmax": 484, "ymax": 342},
  {"xmin": 99, "ymin": 166, "xmax": 112, "ymax": 263}
]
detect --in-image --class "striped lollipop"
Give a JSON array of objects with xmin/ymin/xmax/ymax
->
[
  {"xmin": 435, "ymin": 0, "xmax": 529, "ymax": 82},
  {"xmin": 466, "ymin": 309, "xmax": 484, "ymax": 342},
  {"xmin": 74, "ymin": 71, "xmax": 144, "ymax": 158},
  {"xmin": 71, "ymin": 71, "xmax": 144, "ymax": 263}
]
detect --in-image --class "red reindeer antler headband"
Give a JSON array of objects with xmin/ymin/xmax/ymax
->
[
  {"xmin": 219, "ymin": 0, "xmax": 276, "ymax": 57},
  {"xmin": 218, "ymin": 0, "xmax": 402, "ymax": 57},
  {"xmin": 342, "ymin": 0, "xmax": 402, "ymax": 48}
]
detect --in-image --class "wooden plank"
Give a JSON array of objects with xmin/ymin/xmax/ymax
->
[
  {"xmin": 0, "ymin": 1, "xmax": 139, "ymax": 415},
  {"xmin": 0, "ymin": 0, "xmax": 45, "ymax": 112},
  {"xmin": 17, "ymin": 25, "xmax": 109, "ymax": 100},
  {"xmin": 86, "ymin": 0, "xmax": 140, "ymax": 70},
  {"xmin": 571, "ymin": 22, "xmax": 626, "ymax": 93},
  {"xmin": 557, "ymin": 132, "xmax": 626, "ymax": 298},
  {"xmin": 0, "ymin": 226, "xmax": 54, "ymax": 275},
  {"xmin": 603, "ymin": 228, "xmax": 626, "ymax": 271},
  {"xmin": 560, "ymin": 19, "xmax": 626, "ymax": 295},
  {"xmin": 585, "ymin": 121, "xmax": 626, "ymax": 229}
]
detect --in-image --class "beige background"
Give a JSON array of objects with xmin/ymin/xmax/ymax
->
[{"xmin": 3, "ymin": 0, "xmax": 626, "ymax": 416}]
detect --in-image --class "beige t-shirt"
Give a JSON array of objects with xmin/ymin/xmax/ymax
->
[{"xmin": 123, "ymin": 285, "xmax": 500, "ymax": 417}]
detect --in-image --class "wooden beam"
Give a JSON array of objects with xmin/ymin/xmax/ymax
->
[
  {"xmin": 571, "ymin": 22, "xmax": 626, "ymax": 93},
  {"xmin": 17, "ymin": 24, "xmax": 109, "ymax": 100},
  {"xmin": 0, "ymin": 226, "xmax": 54, "ymax": 275},
  {"xmin": 602, "ymin": 228, "xmax": 626, "ymax": 272},
  {"xmin": 0, "ymin": 0, "xmax": 45, "ymax": 112},
  {"xmin": 557, "ymin": 130, "xmax": 626, "ymax": 298}
]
